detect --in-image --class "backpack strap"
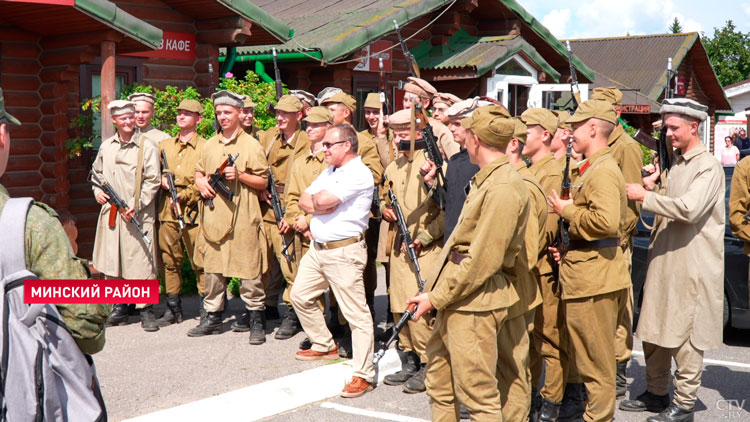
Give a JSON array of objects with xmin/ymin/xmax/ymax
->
[{"xmin": 0, "ymin": 197, "xmax": 33, "ymax": 279}]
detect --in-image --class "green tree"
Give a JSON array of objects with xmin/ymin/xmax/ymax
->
[
  {"xmin": 703, "ymin": 20, "xmax": 750, "ymax": 86},
  {"xmin": 669, "ymin": 17, "xmax": 683, "ymax": 33}
]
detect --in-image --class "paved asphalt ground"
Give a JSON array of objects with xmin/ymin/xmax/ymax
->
[{"xmin": 96, "ymin": 269, "xmax": 750, "ymax": 421}]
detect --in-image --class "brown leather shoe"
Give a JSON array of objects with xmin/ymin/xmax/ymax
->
[
  {"xmin": 340, "ymin": 376, "xmax": 374, "ymax": 398},
  {"xmin": 295, "ymin": 346, "xmax": 339, "ymax": 361}
]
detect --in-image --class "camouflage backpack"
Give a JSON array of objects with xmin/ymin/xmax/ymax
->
[{"xmin": 0, "ymin": 198, "xmax": 106, "ymax": 421}]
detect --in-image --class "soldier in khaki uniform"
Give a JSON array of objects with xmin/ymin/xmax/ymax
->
[
  {"xmin": 156, "ymin": 99, "xmax": 207, "ymax": 326},
  {"xmin": 128, "ymin": 92, "xmax": 171, "ymax": 145},
  {"xmin": 520, "ymin": 108, "xmax": 569, "ymax": 416},
  {"xmin": 590, "ymin": 87, "xmax": 644, "ymax": 397},
  {"xmin": 322, "ymin": 92, "xmax": 384, "ymax": 339},
  {"xmin": 0, "ymin": 88, "xmax": 109, "ymax": 354},
  {"xmin": 258, "ymin": 95, "xmax": 309, "ymax": 338},
  {"xmin": 730, "ymin": 155, "xmax": 750, "ymax": 252},
  {"xmin": 622, "ymin": 99, "xmax": 723, "ymax": 422},
  {"xmin": 408, "ymin": 110, "xmax": 529, "ymax": 422},
  {"xmin": 190, "ymin": 90, "xmax": 269, "ymax": 344},
  {"xmin": 401, "ymin": 77, "xmax": 460, "ymax": 160},
  {"xmin": 381, "ymin": 109, "xmax": 444, "ymax": 394},
  {"xmin": 239, "ymin": 97, "xmax": 262, "ymax": 139},
  {"xmin": 92, "ymin": 100, "xmax": 161, "ymax": 332},
  {"xmin": 431, "ymin": 92, "xmax": 461, "ymax": 124},
  {"xmin": 547, "ymin": 100, "xmax": 631, "ymax": 422},
  {"xmin": 503, "ymin": 116, "xmax": 546, "ymax": 422}
]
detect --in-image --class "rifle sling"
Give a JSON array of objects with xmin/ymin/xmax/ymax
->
[{"xmin": 133, "ymin": 132, "xmax": 146, "ymax": 212}]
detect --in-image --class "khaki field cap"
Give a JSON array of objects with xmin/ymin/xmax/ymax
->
[
  {"xmin": 512, "ymin": 117, "xmax": 527, "ymax": 142},
  {"xmin": 464, "ymin": 105, "xmax": 514, "ymax": 148},
  {"xmin": 404, "ymin": 77, "xmax": 437, "ymax": 99},
  {"xmin": 274, "ymin": 95, "xmax": 303, "ymax": 113},
  {"xmin": 127, "ymin": 92, "xmax": 156, "ymax": 105},
  {"xmin": 316, "ymin": 87, "xmax": 342, "ymax": 104},
  {"xmin": 211, "ymin": 90, "xmax": 244, "ymax": 108},
  {"xmin": 388, "ymin": 109, "xmax": 412, "ymax": 128},
  {"xmin": 520, "ymin": 108, "xmax": 558, "ymax": 133},
  {"xmin": 363, "ymin": 92, "xmax": 381, "ymax": 110},
  {"xmin": 322, "ymin": 92, "xmax": 357, "ymax": 113},
  {"xmin": 446, "ymin": 97, "xmax": 500, "ymax": 120},
  {"xmin": 290, "ymin": 89, "xmax": 316, "ymax": 106},
  {"xmin": 242, "ymin": 96, "xmax": 257, "ymax": 109},
  {"xmin": 0, "ymin": 87, "xmax": 20, "ymax": 125},
  {"xmin": 566, "ymin": 99, "xmax": 618, "ymax": 125},
  {"xmin": 303, "ymin": 106, "xmax": 333, "ymax": 124},
  {"xmin": 660, "ymin": 98, "xmax": 708, "ymax": 121},
  {"xmin": 591, "ymin": 86, "xmax": 623, "ymax": 105},
  {"xmin": 177, "ymin": 99, "xmax": 203, "ymax": 114},
  {"xmin": 433, "ymin": 92, "xmax": 461, "ymax": 107},
  {"xmin": 554, "ymin": 110, "xmax": 572, "ymax": 130},
  {"xmin": 107, "ymin": 100, "xmax": 136, "ymax": 116}
]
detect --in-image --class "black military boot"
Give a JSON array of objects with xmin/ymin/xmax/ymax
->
[
  {"xmin": 264, "ymin": 306, "xmax": 280, "ymax": 320},
  {"xmin": 530, "ymin": 387, "xmax": 543, "ymax": 421},
  {"xmin": 337, "ymin": 326, "xmax": 353, "ymax": 359},
  {"xmin": 140, "ymin": 306, "xmax": 159, "ymax": 332},
  {"xmin": 187, "ymin": 311, "xmax": 223, "ymax": 337},
  {"xmin": 198, "ymin": 294, "xmax": 207, "ymax": 324},
  {"xmin": 616, "ymin": 360, "xmax": 628, "ymax": 399},
  {"xmin": 157, "ymin": 294, "xmax": 183, "ymax": 327},
  {"xmin": 646, "ymin": 404, "xmax": 693, "ymax": 422},
  {"xmin": 248, "ymin": 310, "xmax": 266, "ymax": 345},
  {"xmin": 106, "ymin": 304, "xmax": 130, "ymax": 326},
  {"xmin": 619, "ymin": 390, "xmax": 670, "ymax": 413},
  {"xmin": 231, "ymin": 310, "xmax": 250, "ymax": 332},
  {"xmin": 299, "ymin": 337, "xmax": 312, "ymax": 350},
  {"xmin": 402, "ymin": 363, "xmax": 426, "ymax": 393},
  {"xmin": 558, "ymin": 383, "xmax": 586, "ymax": 422},
  {"xmin": 536, "ymin": 398, "xmax": 562, "ymax": 422},
  {"xmin": 275, "ymin": 307, "xmax": 301, "ymax": 340},
  {"xmin": 384, "ymin": 350, "xmax": 419, "ymax": 385}
]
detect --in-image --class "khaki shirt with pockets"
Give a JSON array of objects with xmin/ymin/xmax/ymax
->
[
  {"xmin": 608, "ymin": 124, "xmax": 644, "ymax": 241},
  {"xmin": 285, "ymin": 150, "xmax": 328, "ymax": 227},
  {"xmin": 425, "ymin": 156, "xmax": 527, "ymax": 312},
  {"xmin": 530, "ymin": 153, "xmax": 563, "ymax": 275},
  {"xmin": 158, "ymin": 134, "xmax": 206, "ymax": 223},
  {"xmin": 260, "ymin": 126, "xmax": 310, "ymax": 223},
  {"xmin": 559, "ymin": 147, "xmax": 630, "ymax": 299}
]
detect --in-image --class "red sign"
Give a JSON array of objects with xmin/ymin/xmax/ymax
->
[
  {"xmin": 354, "ymin": 40, "xmax": 393, "ymax": 73},
  {"xmin": 674, "ymin": 76, "xmax": 687, "ymax": 96},
  {"xmin": 25, "ymin": 279, "xmax": 159, "ymax": 304},
  {"xmin": 4, "ymin": 0, "xmax": 75, "ymax": 5},
  {"xmin": 123, "ymin": 31, "xmax": 196, "ymax": 60},
  {"xmin": 619, "ymin": 104, "xmax": 651, "ymax": 114}
]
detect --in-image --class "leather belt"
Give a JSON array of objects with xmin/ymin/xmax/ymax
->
[
  {"xmin": 450, "ymin": 250, "xmax": 468, "ymax": 265},
  {"xmin": 314, "ymin": 232, "xmax": 365, "ymax": 250},
  {"xmin": 568, "ymin": 237, "xmax": 619, "ymax": 251}
]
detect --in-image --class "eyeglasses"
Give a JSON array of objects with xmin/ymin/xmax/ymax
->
[{"xmin": 321, "ymin": 141, "xmax": 347, "ymax": 149}]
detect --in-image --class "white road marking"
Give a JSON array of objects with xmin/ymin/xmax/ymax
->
[
  {"xmin": 321, "ymin": 402, "xmax": 430, "ymax": 422},
  {"xmin": 632, "ymin": 350, "xmax": 750, "ymax": 369},
  {"xmin": 123, "ymin": 348, "xmax": 402, "ymax": 422}
]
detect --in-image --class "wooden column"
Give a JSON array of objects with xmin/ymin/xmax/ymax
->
[{"xmin": 100, "ymin": 41, "xmax": 116, "ymax": 140}]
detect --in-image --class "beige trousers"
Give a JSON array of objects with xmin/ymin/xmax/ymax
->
[
  {"xmin": 564, "ymin": 289, "xmax": 625, "ymax": 422},
  {"xmin": 499, "ymin": 311, "xmax": 533, "ymax": 422},
  {"xmin": 643, "ymin": 340, "xmax": 704, "ymax": 409},
  {"xmin": 262, "ymin": 220, "xmax": 296, "ymax": 307},
  {"xmin": 615, "ymin": 240, "xmax": 634, "ymax": 363},
  {"xmin": 425, "ymin": 307, "xmax": 509, "ymax": 422},
  {"xmin": 204, "ymin": 272, "xmax": 264, "ymax": 312},
  {"xmin": 290, "ymin": 239, "xmax": 374, "ymax": 382},
  {"xmin": 394, "ymin": 311, "xmax": 434, "ymax": 364},
  {"xmin": 158, "ymin": 221, "xmax": 205, "ymax": 295},
  {"xmin": 531, "ymin": 272, "xmax": 569, "ymax": 402}
]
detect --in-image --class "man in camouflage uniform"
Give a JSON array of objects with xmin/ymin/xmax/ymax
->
[
  {"xmin": 128, "ymin": 92, "xmax": 171, "ymax": 145},
  {"xmin": 0, "ymin": 86, "xmax": 109, "ymax": 354}
]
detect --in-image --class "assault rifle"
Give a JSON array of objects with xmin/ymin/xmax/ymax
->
[
  {"xmin": 394, "ymin": 20, "xmax": 420, "ymax": 79},
  {"xmin": 556, "ymin": 139, "xmax": 573, "ymax": 255},
  {"xmin": 204, "ymin": 153, "xmax": 239, "ymax": 210},
  {"xmin": 373, "ymin": 177, "xmax": 426, "ymax": 364},
  {"xmin": 89, "ymin": 171, "xmax": 150, "ymax": 245},
  {"xmin": 160, "ymin": 150, "xmax": 185, "ymax": 230},
  {"xmin": 565, "ymin": 40, "xmax": 581, "ymax": 110},
  {"xmin": 633, "ymin": 128, "xmax": 672, "ymax": 173},
  {"xmin": 267, "ymin": 47, "xmax": 283, "ymax": 113},
  {"xmin": 413, "ymin": 103, "xmax": 446, "ymax": 209},
  {"xmin": 268, "ymin": 167, "xmax": 294, "ymax": 262}
]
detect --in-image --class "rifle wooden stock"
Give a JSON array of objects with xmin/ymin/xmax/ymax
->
[{"xmin": 108, "ymin": 205, "xmax": 118, "ymax": 228}]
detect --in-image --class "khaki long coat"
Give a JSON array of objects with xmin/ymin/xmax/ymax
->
[
  {"xmin": 92, "ymin": 132, "xmax": 160, "ymax": 279},
  {"xmin": 637, "ymin": 144, "xmax": 725, "ymax": 351}
]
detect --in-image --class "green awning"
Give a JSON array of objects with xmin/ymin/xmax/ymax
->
[
  {"xmin": 216, "ymin": 0, "xmax": 293, "ymax": 41},
  {"xmin": 232, "ymin": 0, "xmax": 451, "ymax": 62},
  {"xmin": 416, "ymin": 31, "xmax": 561, "ymax": 82},
  {"xmin": 76, "ymin": 0, "xmax": 162, "ymax": 50}
]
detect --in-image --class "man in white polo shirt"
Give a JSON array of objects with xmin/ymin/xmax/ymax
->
[{"xmin": 290, "ymin": 124, "xmax": 375, "ymax": 398}]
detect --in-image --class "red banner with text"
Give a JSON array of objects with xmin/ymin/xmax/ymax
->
[
  {"xmin": 123, "ymin": 31, "xmax": 196, "ymax": 60},
  {"xmin": 24, "ymin": 280, "xmax": 159, "ymax": 304}
]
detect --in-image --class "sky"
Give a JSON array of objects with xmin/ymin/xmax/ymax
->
[{"xmin": 524, "ymin": 0, "xmax": 750, "ymax": 40}]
